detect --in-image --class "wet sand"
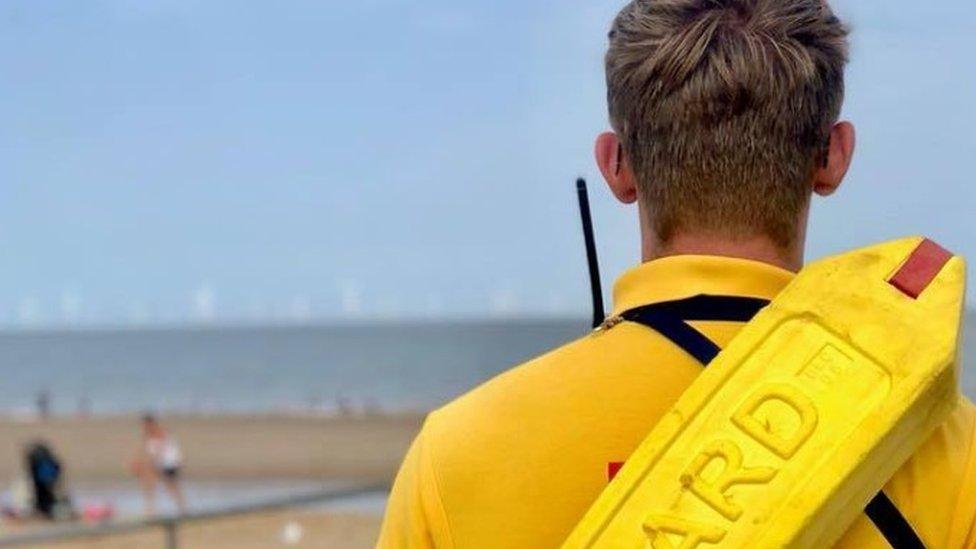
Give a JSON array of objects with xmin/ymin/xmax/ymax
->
[{"xmin": 27, "ymin": 510, "xmax": 383, "ymax": 549}]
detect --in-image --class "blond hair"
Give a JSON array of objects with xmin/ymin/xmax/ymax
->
[{"xmin": 606, "ymin": 0, "xmax": 849, "ymax": 246}]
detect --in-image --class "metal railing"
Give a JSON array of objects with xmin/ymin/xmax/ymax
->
[{"xmin": 0, "ymin": 483, "xmax": 388, "ymax": 548}]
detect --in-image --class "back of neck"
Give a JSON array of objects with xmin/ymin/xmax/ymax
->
[{"xmin": 645, "ymin": 232, "xmax": 803, "ymax": 273}]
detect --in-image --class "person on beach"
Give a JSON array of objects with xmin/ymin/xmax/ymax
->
[
  {"xmin": 130, "ymin": 413, "xmax": 186, "ymax": 515},
  {"xmin": 378, "ymin": 1, "xmax": 976, "ymax": 547},
  {"xmin": 24, "ymin": 441, "xmax": 74, "ymax": 521}
]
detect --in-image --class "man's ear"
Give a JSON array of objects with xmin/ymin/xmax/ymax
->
[
  {"xmin": 813, "ymin": 121, "xmax": 856, "ymax": 197},
  {"xmin": 595, "ymin": 132, "xmax": 638, "ymax": 204}
]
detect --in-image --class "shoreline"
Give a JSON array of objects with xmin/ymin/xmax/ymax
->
[{"xmin": 17, "ymin": 509, "xmax": 385, "ymax": 549}]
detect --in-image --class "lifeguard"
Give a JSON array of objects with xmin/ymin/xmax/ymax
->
[{"xmin": 378, "ymin": 1, "xmax": 976, "ymax": 547}]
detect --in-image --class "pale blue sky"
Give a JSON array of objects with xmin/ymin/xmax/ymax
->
[{"xmin": 0, "ymin": 1, "xmax": 974, "ymax": 326}]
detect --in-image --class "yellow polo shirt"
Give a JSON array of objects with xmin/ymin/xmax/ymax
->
[{"xmin": 378, "ymin": 256, "xmax": 976, "ymax": 548}]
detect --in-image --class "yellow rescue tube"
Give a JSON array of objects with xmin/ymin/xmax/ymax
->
[{"xmin": 563, "ymin": 237, "xmax": 965, "ymax": 549}]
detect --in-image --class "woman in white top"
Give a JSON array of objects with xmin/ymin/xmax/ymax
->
[{"xmin": 130, "ymin": 414, "xmax": 186, "ymax": 515}]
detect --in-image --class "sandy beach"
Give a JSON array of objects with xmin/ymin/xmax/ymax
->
[
  {"xmin": 0, "ymin": 413, "xmax": 423, "ymax": 548},
  {"xmin": 0, "ymin": 413, "xmax": 423, "ymax": 483}
]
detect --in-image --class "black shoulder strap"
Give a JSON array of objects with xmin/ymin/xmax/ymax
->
[
  {"xmin": 865, "ymin": 492, "xmax": 925, "ymax": 549},
  {"xmin": 621, "ymin": 295, "xmax": 925, "ymax": 549},
  {"xmin": 621, "ymin": 307, "xmax": 721, "ymax": 364}
]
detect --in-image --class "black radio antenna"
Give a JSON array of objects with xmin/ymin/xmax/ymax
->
[{"xmin": 576, "ymin": 178, "xmax": 606, "ymax": 328}]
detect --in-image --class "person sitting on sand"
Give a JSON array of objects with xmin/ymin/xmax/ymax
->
[
  {"xmin": 24, "ymin": 441, "xmax": 74, "ymax": 521},
  {"xmin": 130, "ymin": 413, "xmax": 186, "ymax": 515}
]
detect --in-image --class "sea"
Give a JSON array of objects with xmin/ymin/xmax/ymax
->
[{"xmin": 0, "ymin": 315, "xmax": 974, "ymax": 417}]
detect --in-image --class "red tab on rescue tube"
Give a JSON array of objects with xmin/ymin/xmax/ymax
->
[
  {"xmin": 607, "ymin": 462, "xmax": 624, "ymax": 482},
  {"xmin": 888, "ymin": 239, "xmax": 953, "ymax": 299}
]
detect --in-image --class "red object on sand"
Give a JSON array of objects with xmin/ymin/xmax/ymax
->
[{"xmin": 81, "ymin": 503, "xmax": 115, "ymax": 523}]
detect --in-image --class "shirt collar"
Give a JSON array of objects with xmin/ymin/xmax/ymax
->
[{"xmin": 611, "ymin": 255, "xmax": 796, "ymax": 316}]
